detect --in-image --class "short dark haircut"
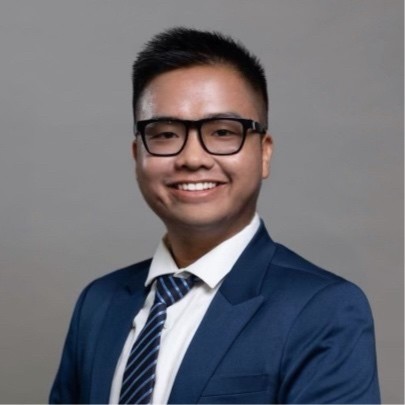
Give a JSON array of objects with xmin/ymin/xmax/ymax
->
[{"xmin": 132, "ymin": 27, "xmax": 268, "ymax": 123}]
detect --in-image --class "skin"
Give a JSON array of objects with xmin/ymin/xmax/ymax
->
[{"xmin": 133, "ymin": 64, "xmax": 273, "ymax": 268}]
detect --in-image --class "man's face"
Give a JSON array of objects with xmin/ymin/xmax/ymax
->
[{"xmin": 134, "ymin": 64, "xmax": 272, "ymax": 238}]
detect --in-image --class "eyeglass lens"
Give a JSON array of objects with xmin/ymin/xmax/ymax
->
[{"xmin": 143, "ymin": 119, "xmax": 245, "ymax": 155}]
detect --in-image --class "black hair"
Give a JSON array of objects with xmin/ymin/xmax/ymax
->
[{"xmin": 132, "ymin": 27, "xmax": 268, "ymax": 123}]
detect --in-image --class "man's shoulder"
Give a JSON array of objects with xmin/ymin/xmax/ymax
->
[
  {"xmin": 261, "ymin": 241, "xmax": 370, "ymax": 309},
  {"xmin": 98, "ymin": 258, "xmax": 152, "ymax": 283},
  {"xmin": 81, "ymin": 258, "xmax": 152, "ymax": 299},
  {"xmin": 251, "ymin": 222, "xmax": 346, "ymax": 286},
  {"xmin": 271, "ymin": 242, "xmax": 344, "ymax": 284}
]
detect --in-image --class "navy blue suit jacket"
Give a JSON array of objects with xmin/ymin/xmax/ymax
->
[{"xmin": 50, "ymin": 223, "xmax": 380, "ymax": 403}]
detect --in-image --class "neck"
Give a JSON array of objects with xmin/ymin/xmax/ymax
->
[{"xmin": 164, "ymin": 215, "xmax": 255, "ymax": 268}]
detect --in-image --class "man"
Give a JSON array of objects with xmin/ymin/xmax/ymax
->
[{"xmin": 50, "ymin": 27, "xmax": 380, "ymax": 404}]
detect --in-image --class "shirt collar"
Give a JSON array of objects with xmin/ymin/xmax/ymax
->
[{"xmin": 146, "ymin": 213, "xmax": 261, "ymax": 289}]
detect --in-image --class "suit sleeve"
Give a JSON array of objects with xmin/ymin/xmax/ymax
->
[
  {"xmin": 49, "ymin": 283, "xmax": 93, "ymax": 404},
  {"xmin": 278, "ymin": 281, "xmax": 380, "ymax": 404}
]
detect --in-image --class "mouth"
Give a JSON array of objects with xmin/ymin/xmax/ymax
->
[{"xmin": 173, "ymin": 181, "xmax": 219, "ymax": 191}]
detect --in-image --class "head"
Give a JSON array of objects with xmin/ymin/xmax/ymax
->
[
  {"xmin": 132, "ymin": 27, "xmax": 268, "ymax": 125},
  {"xmin": 131, "ymin": 28, "xmax": 273, "ymax": 244}
]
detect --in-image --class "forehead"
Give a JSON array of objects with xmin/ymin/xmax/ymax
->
[{"xmin": 137, "ymin": 64, "xmax": 264, "ymax": 121}]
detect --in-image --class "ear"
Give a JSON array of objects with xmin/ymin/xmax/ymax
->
[{"xmin": 261, "ymin": 133, "xmax": 273, "ymax": 179}]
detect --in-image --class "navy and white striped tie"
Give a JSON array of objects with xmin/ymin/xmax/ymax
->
[{"xmin": 119, "ymin": 274, "xmax": 196, "ymax": 404}]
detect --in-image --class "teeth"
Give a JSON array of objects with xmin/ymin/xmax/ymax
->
[{"xmin": 177, "ymin": 182, "xmax": 217, "ymax": 191}]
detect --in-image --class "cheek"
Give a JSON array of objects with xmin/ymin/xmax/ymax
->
[
  {"xmin": 223, "ymin": 155, "xmax": 263, "ymax": 194},
  {"xmin": 136, "ymin": 155, "xmax": 160, "ymax": 179},
  {"xmin": 135, "ymin": 157, "xmax": 170, "ymax": 196},
  {"xmin": 231, "ymin": 144, "xmax": 264, "ymax": 181}
]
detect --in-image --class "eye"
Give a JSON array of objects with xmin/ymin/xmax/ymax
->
[
  {"xmin": 204, "ymin": 119, "xmax": 243, "ymax": 138},
  {"xmin": 213, "ymin": 128, "xmax": 236, "ymax": 137},
  {"xmin": 149, "ymin": 131, "xmax": 179, "ymax": 140},
  {"xmin": 145, "ymin": 121, "xmax": 183, "ymax": 141}
]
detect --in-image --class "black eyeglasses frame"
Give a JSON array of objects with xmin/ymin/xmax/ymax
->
[{"xmin": 134, "ymin": 117, "xmax": 267, "ymax": 157}]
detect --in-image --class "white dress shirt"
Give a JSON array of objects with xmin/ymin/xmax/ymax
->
[{"xmin": 109, "ymin": 214, "xmax": 261, "ymax": 404}]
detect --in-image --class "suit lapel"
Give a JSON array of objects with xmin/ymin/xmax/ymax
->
[
  {"xmin": 168, "ymin": 291, "xmax": 264, "ymax": 404},
  {"xmin": 169, "ymin": 223, "xmax": 277, "ymax": 404},
  {"xmin": 89, "ymin": 267, "xmax": 149, "ymax": 403}
]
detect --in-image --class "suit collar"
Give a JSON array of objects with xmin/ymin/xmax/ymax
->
[
  {"xmin": 144, "ymin": 213, "xmax": 261, "ymax": 290},
  {"xmin": 219, "ymin": 220, "xmax": 276, "ymax": 304},
  {"xmin": 126, "ymin": 261, "xmax": 151, "ymax": 295}
]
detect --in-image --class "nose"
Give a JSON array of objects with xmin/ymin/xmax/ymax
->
[{"xmin": 174, "ymin": 128, "xmax": 215, "ymax": 171}]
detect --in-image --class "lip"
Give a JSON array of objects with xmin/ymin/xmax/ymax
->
[
  {"xmin": 167, "ymin": 180, "xmax": 226, "ymax": 202},
  {"xmin": 167, "ymin": 180, "xmax": 226, "ymax": 188},
  {"xmin": 171, "ymin": 181, "xmax": 222, "ymax": 191}
]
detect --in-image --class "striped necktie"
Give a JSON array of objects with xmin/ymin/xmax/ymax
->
[{"xmin": 119, "ymin": 274, "xmax": 196, "ymax": 404}]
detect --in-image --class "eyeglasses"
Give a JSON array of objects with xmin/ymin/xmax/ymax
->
[{"xmin": 135, "ymin": 117, "xmax": 267, "ymax": 156}]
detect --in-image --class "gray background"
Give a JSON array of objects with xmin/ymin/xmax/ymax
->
[{"xmin": 0, "ymin": 0, "xmax": 403, "ymax": 403}]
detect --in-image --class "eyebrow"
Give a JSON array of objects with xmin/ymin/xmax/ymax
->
[{"xmin": 145, "ymin": 112, "xmax": 245, "ymax": 121}]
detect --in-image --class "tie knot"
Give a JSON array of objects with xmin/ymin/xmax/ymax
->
[{"xmin": 155, "ymin": 274, "xmax": 195, "ymax": 307}]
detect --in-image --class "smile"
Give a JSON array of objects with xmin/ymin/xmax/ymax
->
[{"xmin": 176, "ymin": 182, "xmax": 218, "ymax": 191}]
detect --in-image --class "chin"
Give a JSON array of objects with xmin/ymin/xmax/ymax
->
[
  {"xmin": 166, "ymin": 210, "xmax": 253, "ymax": 237},
  {"xmin": 164, "ymin": 212, "xmax": 228, "ymax": 231}
]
